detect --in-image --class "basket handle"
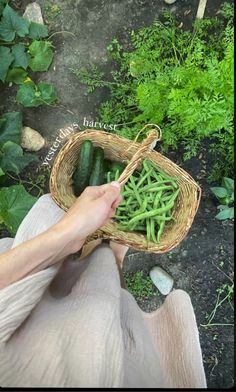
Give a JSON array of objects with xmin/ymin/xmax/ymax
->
[{"xmin": 118, "ymin": 125, "xmax": 162, "ymax": 186}]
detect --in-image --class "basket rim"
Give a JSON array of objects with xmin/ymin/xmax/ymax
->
[{"xmin": 49, "ymin": 129, "xmax": 202, "ymax": 253}]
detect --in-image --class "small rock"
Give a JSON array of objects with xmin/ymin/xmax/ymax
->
[
  {"xmin": 23, "ymin": 2, "xmax": 44, "ymax": 24},
  {"xmin": 149, "ymin": 266, "xmax": 174, "ymax": 295},
  {"xmin": 164, "ymin": 0, "xmax": 177, "ymax": 4},
  {"xmin": 182, "ymin": 250, "xmax": 188, "ymax": 257},
  {"xmin": 21, "ymin": 126, "xmax": 45, "ymax": 151}
]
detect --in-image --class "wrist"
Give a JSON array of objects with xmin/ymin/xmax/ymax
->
[{"xmin": 49, "ymin": 218, "xmax": 85, "ymax": 255}]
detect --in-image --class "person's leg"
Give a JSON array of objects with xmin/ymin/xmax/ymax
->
[
  {"xmin": 12, "ymin": 194, "xmax": 65, "ymax": 248},
  {"xmin": 110, "ymin": 241, "xmax": 129, "ymax": 289},
  {"xmin": 0, "ymin": 238, "xmax": 14, "ymax": 254},
  {"xmin": 142, "ymin": 289, "xmax": 206, "ymax": 388}
]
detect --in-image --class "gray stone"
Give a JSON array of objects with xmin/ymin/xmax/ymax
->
[
  {"xmin": 149, "ymin": 266, "xmax": 174, "ymax": 295},
  {"xmin": 21, "ymin": 127, "xmax": 45, "ymax": 151},
  {"xmin": 181, "ymin": 250, "xmax": 188, "ymax": 257},
  {"xmin": 164, "ymin": 0, "xmax": 177, "ymax": 4},
  {"xmin": 23, "ymin": 2, "xmax": 44, "ymax": 25}
]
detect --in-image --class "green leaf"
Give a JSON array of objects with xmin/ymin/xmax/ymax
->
[
  {"xmin": 0, "ymin": 46, "xmax": 14, "ymax": 82},
  {"xmin": 210, "ymin": 186, "xmax": 228, "ymax": 199},
  {"xmin": 0, "ymin": 141, "xmax": 38, "ymax": 174},
  {"xmin": 222, "ymin": 177, "xmax": 234, "ymax": 192},
  {"xmin": 38, "ymin": 82, "xmax": 57, "ymax": 104},
  {"xmin": 0, "ymin": 0, "xmax": 7, "ymax": 17},
  {"xmin": 0, "ymin": 111, "xmax": 22, "ymax": 146},
  {"xmin": 0, "ymin": 167, "xmax": 4, "ymax": 176},
  {"xmin": 29, "ymin": 40, "xmax": 53, "ymax": 72},
  {"xmin": 0, "ymin": 4, "xmax": 29, "ymax": 42},
  {"xmin": 6, "ymin": 67, "xmax": 27, "ymax": 84},
  {"xmin": 215, "ymin": 207, "xmax": 234, "ymax": 220},
  {"xmin": 16, "ymin": 81, "xmax": 41, "ymax": 107},
  {"xmin": 0, "ymin": 185, "xmax": 37, "ymax": 235},
  {"xmin": 28, "ymin": 22, "xmax": 48, "ymax": 39},
  {"xmin": 16, "ymin": 81, "xmax": 57, "ymax": 107},
  {"xmin": 11, "ymin": 43, "xmax": 29, "ymax": 70}
]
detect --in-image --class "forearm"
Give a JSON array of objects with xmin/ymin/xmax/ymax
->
[{"xmin": 0, "ymin": 223, "xmax": 83, "ymax": 289}]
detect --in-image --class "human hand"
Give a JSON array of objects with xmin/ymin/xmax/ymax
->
[{"xmin": 53, "ymin": 182, "xmax": 122, "ymax": 254}]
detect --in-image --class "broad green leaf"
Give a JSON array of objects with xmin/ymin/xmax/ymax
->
[
  {"xmin": 0, "ymin": 46, "xmax": 14, "ymax": 82},
  {"xmin": 210, "ymin": 186, "xmax": 228, "ymax": 199},
  {"xmin": 11, "ymin": 43, "xmax": 29, "ymax": 70},
  {"xmin": 0, "ymin": 167, "xmax": 4, "ymax": 176},
  {"xmin": 38, "ymin": 82, "xmax": 57, "ymax": 104},
  {"xmin": 28, "ymin": 22, "xmax": 48, "ymax": 39},
  {"xmin": 0, "ymin": 4, "xmax": 29, "ymax": 42},
  {"xmin": 29, "ymin": 40, "xmax": 53, "ymax": 72},
  {"xmin": 0, "ymin": 185, "xmax": 37, "ymax": 235},
  {"xmin": 0, "ymin": 0, "xmax": 7, "ymax": 16},
  {"xmin": 217, "ymin": 204, "xmax": 228, "ymax": 210},
  {"xmin": 6, "ymin": 67, "xmax": 27, "ymax": 84},
  {"xmin": 16, "ymin": 81, "xmax": 57, "ymax": 107},
  {"xmin": 222, "ymin": 177, "xmax": 234, "ymax": 192},
  {"xmin": 0, "ymin": 111, "xmax": 22, "ymax": 146},
  {"xmin": 0, "ymin": 141, "xmax": 38, "ymax": 174},
  {"xmin": 215, "ymin": 207, "xmax": 234, "ymax": 220},
  {"xmin": 16, "ymin": 81, "xmax": 41, "ymax": 107}
]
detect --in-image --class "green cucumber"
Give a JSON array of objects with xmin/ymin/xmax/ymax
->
[
  {"xmin": 73, "ymin": 140, "xmax": 94, "ymax": 196},
  {"xmin": 89, "ymin": 147, "xmax": 105, "ymax": 186},
  {"xmin": 109, "ymin": 161, "xmax": 126, "ymax": 174}
]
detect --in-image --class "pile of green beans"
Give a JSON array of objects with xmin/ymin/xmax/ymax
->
[{"xmin": 112, "ymin": 159, "xmax": 180, "ymax": 243}]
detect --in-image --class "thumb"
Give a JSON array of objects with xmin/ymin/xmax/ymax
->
[{"xmin": 101, "ymin": 181, "xmax": 121, "ymax": 205}]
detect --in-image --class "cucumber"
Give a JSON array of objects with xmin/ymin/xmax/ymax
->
[
  {"xmin": 109, "ymin": 161, "xmax": 126, "ymax": 174},
  {"xmin": 89, "ymin": 147, "xmax": 105, "ymax": 186},
  {"xmin": 73, "ymin": 140, "xmax": 94, "ymax": 196}
]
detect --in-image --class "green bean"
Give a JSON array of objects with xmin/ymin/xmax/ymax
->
[
  {"xmin": 115, "ymin": 169, "xmax": 120, "ymax": 181},
  {"xmin": 107, "ymin": 171, "xmax": 111, "ymax": 183},
  {"xmin": 134, "ymin": 225, "xmax": 146, "ymax": 232},
  {"xmin": 127, "ymin": 200, "xmax": 175, "ymax": 226},
  {"xmin": 143, "ymin": 159, "xmax": 151, "ymax": 173},
  {"xmin": 146, "ymin": 218, "xmax": 151, "ymax": 242},
  {"xmin": 142, "ymin": 185, "xmax": 174, "ymax": 193},
  {"xmin": 129, "ymin": 175, "xmax": 142, "ymax": 206},
  {"xmin": 157, "ymin": 220, "xmax": 165, "ymax": 243},
  {"xmin": 153, "ymin": 190, "xmax": 163, "ymax": 209},
  {"xmin": 153, "ymin": 215, "xmax": 173, "ymax": 221},
  {"xmin": 137, "ymin": 168, "xmax": 153, "ymax": 188},
  {"xmin": 150, "ymin": 219, "xmax": 156, "ymax": 242},
  {"xmin": 168, "ymin": 188, "xmax": 180, "ymax": 202}
]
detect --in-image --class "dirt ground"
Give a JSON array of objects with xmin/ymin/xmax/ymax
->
[{"xmin": 0, "ymin": 0, "xmax": 234, "ymax": 388}]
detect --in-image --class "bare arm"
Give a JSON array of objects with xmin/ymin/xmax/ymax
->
[{"xmin": 0, "ymin": 182, "xmax": 121, "ymax": 289}]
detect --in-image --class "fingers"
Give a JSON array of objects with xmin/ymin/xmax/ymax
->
[
  {"xmin": 101, "ymin": 182, "xmax": 121, "ymax": 206},
  {"xmin": 111, "ymin": 194, "xmax": 122, "ymax": 209}
]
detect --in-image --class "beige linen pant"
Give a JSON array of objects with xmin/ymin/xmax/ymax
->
[{"xmin": 0, "ymin": 194, "xmax": 206, "ymax": 388}]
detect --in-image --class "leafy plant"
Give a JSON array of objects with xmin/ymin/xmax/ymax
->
[
  {"xmin": 211, "ymin": 177, "xmax": 234, "ymax": 220},
  {"xmin": 124, "ymin": 270, "xmax": 156, "ymax": 300},
  {"xmin": 16, "ymin": 80, "xmax": 57, "ymax": 107},
  {"xmin": 0, "ymin": 185, "xmax": 37, "ymax": 235},
  {"xmin": 0, "ymin": 112, "xmax": 39, "ymax": 235},
  {"xmin": 0, "ymin": 3, "xmax": 57, "ymax": 107},
  {"xmin": 201, "ymin": 283, "xmax": 234, "ymax": 328},
  {"xmin": 71, "ymin": 3, "xmax": 234, "ymax": 179}
]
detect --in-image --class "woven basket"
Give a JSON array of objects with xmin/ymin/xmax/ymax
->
[{"xmin": 50, "ymin": 126, "xmax": 201, "ymax": 253}]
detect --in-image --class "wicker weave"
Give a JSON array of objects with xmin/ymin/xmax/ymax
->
[{"xmin": 50, "ymin": 127, "xmax": 201, "ymax": 253}]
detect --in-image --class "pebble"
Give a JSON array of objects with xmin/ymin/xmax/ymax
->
[
  {"xmin": 21, "ymin": 126, "xmax": 45, "ymax": 151},
  {"xmin": 164, "ymin": 0, "xmax": 177, "ymax": 4},
  {"xmin": 149, "ymin": 266, "xmax": 174, "ymax": 295},
  {"xmin": 182, "ymin": 250, "xmax": 188, "ymax": 257},
  {"xmin": 23, "ymin": 2, "xmax": 44, "ymax": 24}
]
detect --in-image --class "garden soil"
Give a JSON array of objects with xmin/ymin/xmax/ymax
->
[{"xmin": 0, "ymin": 0, "xmax": 234, "ymax": 388}]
